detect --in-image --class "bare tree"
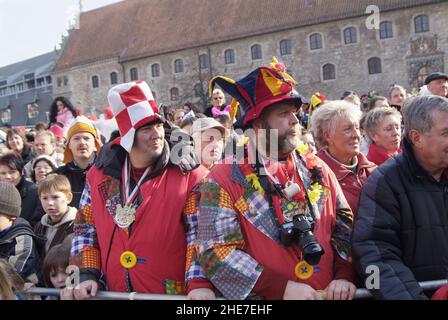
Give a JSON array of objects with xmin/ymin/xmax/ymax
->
[{"xmin": 175, "ymin": 47, "xmax": 214, "ymax": 112}]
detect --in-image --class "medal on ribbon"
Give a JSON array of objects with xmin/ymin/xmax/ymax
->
[
  {"xmin": 114, "ymin": 204, "xmax": 136, "ymax": 229},
  {"xmin": 114, "ymin": 156, "xmax": 151, "ymax": 229}
]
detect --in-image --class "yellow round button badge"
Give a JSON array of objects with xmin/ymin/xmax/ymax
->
[
  {"xmin": 295, "ymin": 261, "xmax": 314, "ymax": 280},
  {"xmin": 120, "ymin": 251, "xmax": 137, "ymax": 269}
]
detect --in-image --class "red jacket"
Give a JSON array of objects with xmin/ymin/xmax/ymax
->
[
  {"xmin": 190, "ymin": 152, "xmax": 355, "ymax": 299},
  {"xmin": 72, "ymin": 144, "xmax": 208, "ymax": 294},
  {"xmin": 317, "ymin": 150, "xmax": 376, "ymax": 216},
  {"xmin": 432, "ymin": 285, "xmax": 448, "ymax": 300},
  {"xmin": 367, "ymin": 143, "xmax": 401, "ymax": 166}
]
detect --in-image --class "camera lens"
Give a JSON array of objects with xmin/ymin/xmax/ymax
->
[
  {"xmin": 298, "ymin": 233, "xmax": 324, "ymax": 265},
  {"xmin": 294, "ymin": 215, "xmax": 325, "ymax": 266}
]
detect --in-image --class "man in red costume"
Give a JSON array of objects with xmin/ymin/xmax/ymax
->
[
  {"xmin": 186, "ymin": 58, "xmax": 356, "ymax": 300},
  {"xmin": 70, "ymin": 80, "xmax": 207, "ymax": 299}
]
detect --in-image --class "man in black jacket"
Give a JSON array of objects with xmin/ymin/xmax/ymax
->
[
  {"xmin": 54, "ymin": 116, "xmax": 102, "ymax": 209},
  {"xmin": 352, "ymin": 95, "xmax": 448, "ymax": 299}
]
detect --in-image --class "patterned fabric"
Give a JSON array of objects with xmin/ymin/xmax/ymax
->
[
  {"xmin": 99, "ymin": 178, "xmax": 125, "ymax": 221},
  {"xmin": 164, "ymin": 279, "xmax": 185, "ymax": 295},
  {"xmin": 184, "ymin": 185, "xmax": 207, "ymax": 282},
  {"xmin": 194, "ymin": 179, "xmax": 263, "ymax": 299},
  {"xmin": 70, "ymin": 181, "xmax": 101, "ymax": 271},
  {"xmin": 79, "ymin": 182, "xmax": 92, "ymax": 207}
]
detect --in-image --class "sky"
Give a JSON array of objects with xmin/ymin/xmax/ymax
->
[{"xmin": 0, "ymin": 0, "xmax": 123, "ymax": 68}]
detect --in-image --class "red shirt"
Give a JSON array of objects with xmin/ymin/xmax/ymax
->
[
  {"xmin": 367, "ymin": 143, "xmax": 401, "ymax": 166},
  {"xmin": 317, "ymin": 150, "xmax": 376, "ymax": 216}
]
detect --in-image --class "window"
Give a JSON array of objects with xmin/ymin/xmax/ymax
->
[
  {"xmin": 170, "ymin": 87, "xmax": 179, "ymax": 101},
  {"xmin": 309, "ymin": 33, "xmax": 322, "ymax": 50},
  {"xmin": 322, "ymin": 64, "xmax": 336, "ymax": 80},
  {"xmin": 151, "ymin": 63, "xmax": 160, "ymax": 77},
  {"xmin": 0, "ymin": 87, "xmax": 6, "ymax": 96},
  {"xmin": 415, "ymin": 15, "xmax": 429, "ymax": 33},
  {"xmin": 63, "ymin": 76, "xmax": 68, "ymax": 86},
  {"xmin": 36, "ymin": 78, "xmax": 45, "ymax": 87},
  {"xmin": 92, "ymin": 75, "xmax": 99, "ymax": 88},
  {"xmin": 174, "ymin": 59, "xmax": 184, "ymax": 73},
  {"xmin": 194, "ymin": 84, "xmax": 202, "ymax": 97},
  {"xmin": 24, "ymin": 73, "xmax": 34, "ymax": 81},
  {"xmin": 46, "ymin": 76, "xmax": 52, "ymax": 84},
  {"xmin": 344, "ymin": 27, "xmax": 357, "ymax": 44},
  {"xmin": 110, "ymin": 72, "xmax": 118, "ymax": 85},
  {"xmin": 8, "ymin": 86, "xmax": 15, "ymax": 94},
  {"xmin": 57, "ymin": 77, "xmax": 62, "ymax": 87},
  {"xmin": 27, "ymin": 102, "xmax": 39, "ymax": 119},
  {"xmin": 368, "ymin": 57, "xmax": 382, "ymax": 74},
  {"xmin": 26, "ymin": 80, "xmax": 35, "ymax": 89},
  {"xmin": 280, "ymin": 39, "xmax": 292, "ymax": 56},
  {"xmin": 251, "ymin": 44, "xmax": 262, "ymax": 60},
  {"xmin": 199, "ymin": 54, "xmax": 209, "ymax": 70},
  {"xmin": 417, "ymin": 66, "xmax": 433, "ymax": 88},
  {"xmin": 379, "ymin": 21, "xmax": 393, "ymax": 39},
  {"xmin": 1, "ymin": 108, "xmax": 11, "ymax": 123},
  {"xmin": 224, "ymin": 49, "xmax": 235, "ymax": 64},
  {"xmin": 17, "ymin": 83, "xmax": 24, "ymax": 91},
  {"xmin": 0, "ymin": 80, "xmax": 6, "ymax": 87},
  {"xmin": 130, "ymin": 68, "xmax": 139, "ymax": 81}
]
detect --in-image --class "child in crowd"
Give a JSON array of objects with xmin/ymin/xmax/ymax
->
[
  {"xmin": 34, "ymin": 174, "xmax": 77, "ymax": 257},
  {"xmin": 0, "ymin": 182, "xmax": 43, "ymax": 286},
  {"xmin": 0, "ymin": 258, "xmax": 27, "ymax": 300},
  {"xmin": 42, "ymin": 236, "xmax": 74, "ymax": 300}
]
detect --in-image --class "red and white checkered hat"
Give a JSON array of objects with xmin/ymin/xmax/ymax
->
[{"xmin": 107, "ymin": 80, "xmax": 162, "ymax": 152}]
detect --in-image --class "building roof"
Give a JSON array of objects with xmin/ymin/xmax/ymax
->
[
  {"xmin": 54, "ymin": 0, "xmax": 443, "ymax": 71},
  {"xmin": 0, "ymin": 51, "xmax": 57, "ymax": 85}
]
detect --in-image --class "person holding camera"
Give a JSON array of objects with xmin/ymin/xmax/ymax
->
[{"xmin": 185, "ymin": 59, "xmax": 356, "ymax": 300}]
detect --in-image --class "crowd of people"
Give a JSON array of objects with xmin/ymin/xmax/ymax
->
[{"xmin": 0, "ymin": 58, "xmax": 447, "ymax": 300}]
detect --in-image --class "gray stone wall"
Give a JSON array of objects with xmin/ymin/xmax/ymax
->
[{"xmin": 52, "ymin": 2, "xmax": 448, "ymax": 114}]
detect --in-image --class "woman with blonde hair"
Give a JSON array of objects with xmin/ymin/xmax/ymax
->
[
  {"xmin": 387, "ymin": 85, "xmax": 406, "ymax": 111},
  {"xmin": 364, "ymin": 106, "xmax": 402, "ymax": 166},
  {"xmin": 311, "ymin": 100, "xmax": 376, "ymax": 215}
]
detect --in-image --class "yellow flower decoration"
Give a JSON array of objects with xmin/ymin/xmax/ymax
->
[
  {"xmin": 296, "ymin": 141, "xmax": 309, "ymax": 156},
  {"xmin": 307, "ymin": 183, "xmax": 323, "ymax": 205},
  {"xmin": 247, "ymin": 173, "xmax": 265, "ymax": 196},
  {"xmin": 237, "ymin": 135, "xmax": 249, "ymax": 147}
]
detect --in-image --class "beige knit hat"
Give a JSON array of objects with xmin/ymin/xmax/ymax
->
[{"xmin": 0, "ymin": 182, "xmax": 22, "ymax": 218}]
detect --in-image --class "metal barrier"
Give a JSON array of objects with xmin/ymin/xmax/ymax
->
[
  {"xmin": 353, "ymin": 279, "xmax": 448, "ymax": 299},
  {"xmin": 27, "ymin": 279, "xmax": 448, "ymax": 300}
]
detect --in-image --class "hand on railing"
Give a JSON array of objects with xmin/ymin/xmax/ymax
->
[
  {"xmin": 73, "ymin": 280, "xmax": 98, "ymax": 300},
  {"xmin": 187, "ymin": 288, "xmax": 216, "ymax": 300}
]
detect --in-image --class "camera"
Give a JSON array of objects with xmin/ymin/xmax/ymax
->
[{"xmin": 279, "ymin": 214, "xmax": 324, "ymax": 266}]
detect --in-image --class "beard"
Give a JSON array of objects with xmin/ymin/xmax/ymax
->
[{"xmin": 263, "ymin": 124, "xmax": 302, "ymax": 158}]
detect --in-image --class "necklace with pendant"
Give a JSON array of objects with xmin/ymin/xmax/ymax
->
[{"xmin": 115, "ymin": 156, "xmax": 150, "ymax": 229}]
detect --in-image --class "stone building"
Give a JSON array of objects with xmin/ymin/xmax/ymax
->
[{"xmin": 52, "ymin": 0, "xmax": 448, "ymax": 114}]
